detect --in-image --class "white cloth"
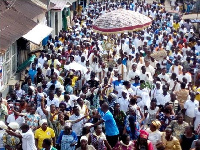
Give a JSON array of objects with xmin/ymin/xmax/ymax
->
[
  {"xmin": 194, "ymin": 109, "xmax": 200, "ymax": 130},
  {"xmin": 69, "ymin": 114, "xmax": 85, "ymax": 136},
  {"xmin": 116, "ymin": 97, "xmax": 129, "ymax": 112},
  {"xmin": 21, "ymin": 129, "xmax": 37, "ymax": 150},
  {"xmin": 46, "ymin": 97, "xmax": 59, "ymax": 107},
  {"xmin": 158, "ymin": 74, "xmax": 170, "ymax": 85},
  {"xmin": 146, "ymin": 128, "xmax": 162, "ymax": 150},
  {"xmin": 156, "ymin": 93, "xmax": 171, "ymax": 106},
  {"xmin": 184, "ymin": 100, "xmax": 199, "ymax": 118},
  {"xmin": 6, "ymin": 114, "xmax": 25, "ymax": 127}
]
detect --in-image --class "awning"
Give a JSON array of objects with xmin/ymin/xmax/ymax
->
[
  {"xmin": 67, "ymin": 0, "xmax": 77, "ymax": 5},
  {"xmin": 16, "ymin": 55, "xmax": 36, "ymax": 73},
  {"xmin": 23, "ymin": 24, "xmax": 53, "ymax": 45}
]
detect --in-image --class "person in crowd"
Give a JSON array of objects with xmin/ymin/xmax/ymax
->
[
  {"xmin": 56, "ymin": 122, "xmax": 77, "ymax": 150},
  {"xmin": 168, "ymin": 113, "xmax": 188, "ymax": 140},
  {"xmin": 88, "ymin": 125, "xmax": 111, "ymax": 150},
  {"xmin": 42, "ymin": 138, "xmax": 57, "ymax": 150},
  {"xmin": 77, "ymin": 136, "xmax": 96, "ymax": 150},
  {"xmin": 146, "ymin": 120, "xmax": 162, "ymax": 150},
  {"xmin": 113, "ymin": 134, "xmax": 135, "ymax": 150},
  {"xmin": 134, "ymin": 130, "xmax": 154, "ymax": 150},
  {"xmin": 5, "ymin": 123, "xmax": 37, "ymax": 150},
  {"xmin": 160, "ymin": 127, "xmax": 182, "ymax": 150},
  {"xmin": 180, "ymin": 126, "xmax": 197, "ymax": 150},
  {"xmin": 3, "ymin": 122, "xmax": 21, "ymax": 150},
  {"xmin": 35, "ymin": 119, "xmax": 56, "ymax": 150},
  {"xmin": 0, "ymin": 121, "xmax": 7, "ymax": 150}
]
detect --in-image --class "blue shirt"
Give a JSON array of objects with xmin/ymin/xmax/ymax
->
[
  {"xmin": 28, "ymin": 69, "xmax": 37, "ymax": 82},
  {"xmin": 112, "ymin": 80, "xmax": 124, "ymax": 89},
  {"xmin": 103, "ymin": 111, "xmax": 119, "ymax": 136}
]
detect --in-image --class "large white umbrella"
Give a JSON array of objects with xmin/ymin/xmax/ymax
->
[
  {"xmin": 64, "ymin": 62, "xmax": 88, "ymax": 74},
  {"xmin": 93, "ymin": 9, "xmax": 152, "ymax": 34}
]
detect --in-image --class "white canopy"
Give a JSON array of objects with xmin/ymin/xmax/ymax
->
[{"xmin": 23, "ymin": 24, "xmax": 53, "ymax": 45}]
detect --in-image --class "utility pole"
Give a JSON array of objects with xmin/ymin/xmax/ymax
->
[{"xmin": 47, "ymin": 0, "xmax": 50, "ymax": 26}]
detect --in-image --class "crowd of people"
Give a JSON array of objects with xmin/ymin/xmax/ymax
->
[{"xmin": 0, "ymin": 0, "xmax": 200, "ymax": 150}]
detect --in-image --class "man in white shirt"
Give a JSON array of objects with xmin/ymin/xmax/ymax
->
[
  {"xmin": 184, "ymin": 92, "xmax": 199, "ymax": 125},
  {"xmin": 140, "ymin": 66, "xmax": 153, "ymax": 83},
  {"xmin": 158, "ymin": 68, "xmax": 170, "ymax": 85},
  {"xmin": 117, "ymin": 58, "xmax": 127, "ymax": 80},
  {"xmin": 69, "ymin": 106, "xmax": 87, "ymax": 139},
  {"xmin": 178, "ymin": 68, "xmax": 192, "ymax": 84},
  {"xmin": 156, "ymin": 85, "xmax": 170, "ymax": 106},
  {"xmin": 150, "ymin": 81, "xmax": 163, "ymax": 99},
  {"xmin": 7, "ymin": 107, "xmax": 25, "ymax": 127},
  {"xmin": 38, "ymin": 52, "xmax": 47, "ymax": 67},
  {"xmin": 6, "ymin": 123, "xmax": 37, "ymax": 150},
  {"xmin": 128, "ymin": 63, "xmax": 140, "ymax": 84},
  {"xmin": 46, "ymin": 90, "xmax": 59, "ymax": 107},
  {"xmin": 116, "ymin": 90, "xmax": 130, "ymax": 113}
]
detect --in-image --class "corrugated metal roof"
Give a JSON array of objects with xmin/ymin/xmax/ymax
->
[
  {"xmin": 50, "ymin": 0, "xmax": 68, "ymax": 10},
  {"xmin": 0, "ymin": 0, "xmax": 45, "ymax": 52}
]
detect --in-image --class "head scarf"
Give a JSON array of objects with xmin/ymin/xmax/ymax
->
[
  {"xmin": 39, "ymin": 119, "xmax": 47, "ymax": 126},
  {"xmin": 8, "ymin": 122, "xmax": 19, "ymax": 130},
  {"xmin": 0, "ymin": 121, "xmax": 7, "ymax": 129},
  {"xmin": 80, "ymin": 136, "xmax": 88, "ymax": 142},
  {"xmin": 140, "ymin": 130, "xmax": 149, "ymax": 139},
  {"xmin": 152, "ymin": 120, "xmax": 161, "ymax": 130}
]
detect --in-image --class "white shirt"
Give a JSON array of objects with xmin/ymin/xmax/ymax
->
[
  {"xmin": 116, "ymin": 97, "xmax": 129, "ymax": 112},
  {"xmin": 178, "ymin": 73, "xmax": 192, "ymax": 83},
  {"xmin": 69, "ymin": 114, "xmax": 85, "ymax": 136},
  {"xmin": 128, "ymin": 70, "xmax": 140, "ymax": 83},
  {"xmin": 21, "ymin": 129, "xmax": 37, "ymax": 150},
  {"xmin": 158, "ymin": 74, "xmax": 170, "ymax": 85},
  {"xmin": 38, "ymin": 57, "xmax": 47, "ymax": 67},
  {"xmin": 184, "ymin": 100, "xmax": 199, "ymax": 118},
  {"xmin": 6, "ymin": 113, "xmax": 25, "ymax": 126},
  {"xmin": 156, "ymin": 93, "xmax": 171, "ymax": 106},
  {"xmin": 140, "ymin": 72, "xmax": 153, "ymax": 82},
  {"xmin": 146, "ymin": 128, "xmax": 162, "ymax": 150},
  {"xmin": 46, "ymin": 97, "xmax": 59, "ymax": 107},
  {"xmin": 151, "ymin": 88, "xmax": 163, "ymax": 99}
]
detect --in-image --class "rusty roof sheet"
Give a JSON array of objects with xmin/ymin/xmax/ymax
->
[
  {"xmin": 0, "ymin": 0, "xmax": 45, "ymax": 52},
  {"xmin": 50, "ymin": 0, "xmax": 68, "ymax": 10}
]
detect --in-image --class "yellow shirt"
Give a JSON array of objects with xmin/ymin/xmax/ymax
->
[
  {"xmin": 71, "ymin": 76, "xmax": 78, "ymax": 87},
  {"xmin": 173, "ymin": 23, "xmax": 180, "ymax": 31},
  {"xmin": 193, "ymin": 86, "xmax": 200, "ymax": 101},
  {"xmin": 35, "ymin": 127, "xmax": 55, "ymax": 149},
  {"xmin": 54, "ymin": 94, "xmax": 64, "ymax": 102}
]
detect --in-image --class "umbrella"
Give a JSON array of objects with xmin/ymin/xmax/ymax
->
[
  {"xmin": 64, "ymin": 62, "xmax": 88, "ymax": 74},
  {"xmin": 93, "ymin": 9, "xmax": 152, "ymax": 34}
]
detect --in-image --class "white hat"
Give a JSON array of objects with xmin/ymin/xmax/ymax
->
[
  {"xmin": 0, "ymin": 121, "xmax": 7, "ymax": 129},
  {"xmin": 39, "ymin": 119, "xmax": 47, "ymax": 126},
  {"xmin": 29, "ymin": 86, "xmax": 35, "ymax": 92},
  {"xmin": 8, "ymin": 122, "xmax": 19, "ymax": 130},
  {"xmin": 84, "ymin": 123, "xmax": 93, "ymax": 127},
  {"xmin": 80, "ymin": 136, "xmax": 88, "ymax": 142}
]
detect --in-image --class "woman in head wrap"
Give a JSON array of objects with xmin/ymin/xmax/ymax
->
[
  {"xmin": 113, "ymin": 134, "xmax": 135, "ymax": 150},
  {"xmin": 56, "ymin": 122, "xmax": 78, "ymax": 150},
  {"xmin": 88, "ymin": 125, "xmax": 111, "ymax": 150},
  {"xmin": 145, "ymin": 120, "xmax": 162, "ymax": 150},
  {"xmin": 3, "ymin": 122, "xmax": 21, "ymax": 150},
  {"xmin": 0, "ymin": 121, "xmax": 7, "ymax": 150},
  {"xmin": 134, "ymin": 130, "xmax": 154, "ymax": 150},
  {"xmin": 34, "ymin": 119, "xmax": 56, "ymax": 150}
]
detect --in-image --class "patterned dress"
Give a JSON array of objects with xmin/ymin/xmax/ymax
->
[
  {"xmin": 3, "ymin": 131, "xmax": 21, "ymax": 150},
  {"xmin": 90, "ymin": 133, "xmax": 106, "ymax": 150},
  {"xmin": 25, "ymin": 113, "xmax": 40, "ymax": 131},
  {"xmin": 113, "ymin": 141, "xmax": 135, "ymax": 150}
]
